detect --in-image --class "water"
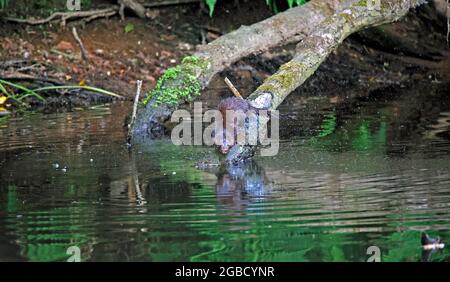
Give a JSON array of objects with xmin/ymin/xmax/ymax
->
[{"xmin": 1, "ymin": 85, "xmax": 450, "ymax": 262}]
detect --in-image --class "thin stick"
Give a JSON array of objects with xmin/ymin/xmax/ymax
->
[
  {"xmin": 5, "ymin": 7, "xmax": 119, "ymax": 25},
  {"xmin": 143, "ymin": 0, "xmax": 201, "ymax": 8},
  {"xmin": 447, "ymin": 0, "xmax": 449, "ymax": 45},
  {"xmin": 127, "ymin": 80, "xmax": 142, "ymax": 145},
  {"xmin": 71, "ymin": 27, "xmax": 89, "ymax": 62},
  {"xmin": 1, "ymin": 74, "xmax": 63, "ymax": 86},
  {"xmin": 224, "ymin": 77, "xmax": 243, "ymax": 99},
  {"xmin": 129, "ymin": 80, "xmax": 143, "ymax": 131}
]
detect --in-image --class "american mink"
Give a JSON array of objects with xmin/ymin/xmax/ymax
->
[{"xmin": 216, "ymin": 97, "xmax": 255, "ymax": 154}]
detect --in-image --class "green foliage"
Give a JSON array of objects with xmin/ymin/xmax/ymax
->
[
  {"xmin": 124, "ymin": 23, "xmax": 135, "ymax": 33},
  {"xmin": 205, "ymin": 0, "xmax": 217, "ymax": 17},
  {"xmin": 142, "ymin": 66, "xmax": 201, "ymax": 107},
  {"xmin": 142, "ymin": 56, "xmax": 209, "ymax": 107},
  {"xmin": 205, "ymin": 0, "xmax": 308, "ymax": 16},
  {"xmin": 286, "ymin": 0, "xmax": 306, "ymax": 8},
  {"xmin": 266, "ymin": 0, "xmax": 306, "ymax": 12},
  {"xmin": 0, "ymin": 0, "xmax": 8, "ymax": 10},
  {"xmin": 181, "ymin": 55, "xmax": 209, "ymax": 69},
  {"xmin": 0, "ymin": 79, "xmax": 46, "ymax": 105},
  {"xmin": 0, "ymin": 79, "xmax": 122, "ymax": 111}
]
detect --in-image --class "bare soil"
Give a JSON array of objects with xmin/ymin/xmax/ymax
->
[{"xmin": 0, "ymin": 1, "xmax": 449, "ymax": 114}]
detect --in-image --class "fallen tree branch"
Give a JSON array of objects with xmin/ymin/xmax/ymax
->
[
  {"xmin": 2, "ymin": 0, "xmax": 207, "ymax": 27},
  {"xmin": 82, "ymin": 10, "xmax": 118, "ymax": 24},
  {"xmin": 131, "ymin": 0, "xmax": 355, "ymax": 141},
  {"xmin": 130, "ymin": 0, "xmax": 429, "ymax": 164},
  {"xmin": 4, "ymin": 6, "xmax": 119, "ymax": 26},
  {"xmin": 224, "ymin": 0, "xmax": 427, "ymax": 164},
  {"xmin": 2, "ymin": 0, "xmax": 203, "ymax": 24}
]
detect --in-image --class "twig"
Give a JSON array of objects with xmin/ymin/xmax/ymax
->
[
  {"xmin": 119, "ymin": 2, "xmax": 126, "ymax": 20},
  {"xmin": 71, "ymin": 27, "xmax": 90, "ymax": 62},
  {"xmin": 143, "ymin": 0, "xmax": 201, "ymax": 8},
  {"xmin": 128, "ymin": 80, "xmax": 143, "ymax": 140},
  {"xmin": 224, "ymin": 77, "xmax": 243, "ymax": 99},
  {"xmin": 0, "ymin": 74, "xmax": 64, "ymax": 86},
  {"xmin": 0, "ymin": 60, "xmax": 37, "ymax": 69},
  {"xmin": 82, "ymin": 10, "xmax": 117, "ymax": 24},
  {"xmin": 447, "ymin": 0, "xmax": 449, "ymax": 45},
  {"xmin": 4, "ymin": 6, "xmax": 119, "ymax": 26},
  {"xmin": 50, "ymin": 49, "xmax": 77, "ymax": 60},
  {"xmin": 200, "ymin": 29, "xmax": 207, "ymax": 45},
  {"xmin": 17, "ymin": 63, "xmax": 44, "ymax": 72},
  {"xmin": 200, "ymin": 25, "xmax": 223, "ymax": 35}
]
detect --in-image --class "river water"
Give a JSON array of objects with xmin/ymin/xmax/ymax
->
[{"xmin": 1, "ymin": 84, "xmax": 450, "ymax": 262}]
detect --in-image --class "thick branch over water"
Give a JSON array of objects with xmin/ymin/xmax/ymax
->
[
  {"xmin": 225, "ymin": 0, "xmax": 427, "ymax": 164},
  {"xmin": 131, "ymin": 0, "xmax": 357, "ymax": 141}
]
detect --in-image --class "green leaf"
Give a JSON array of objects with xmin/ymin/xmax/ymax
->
[
  {"xmin": 124, "ymin": 23, "xmax": 134, "ymax": 33},
  {"xmin": 33, "ymin": 85, "xmax": 122, "ymax": 99},
  {"xmin": 0, "ymin": 79, "xmax": 45, "ymax": 102},
  {"xmin": 287, "ymin": 0, "xmax": 294, "ymax": 8},
  {"xmin": 0, "ymin": 0, "xmax": 8, "ymax": 10},
  {"xmin": 0, "ymin": 81, "xmax": 10, "ymax": 97},
  {"xmin": 205, "ymin": 0, "xmax": 217, "ymax": 17},
  {"xmin": 272, "ymin": 1, "xmax": 279, "ymax": 13}
]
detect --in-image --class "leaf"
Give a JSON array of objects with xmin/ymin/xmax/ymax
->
[
  {"xmin": 205, "ymin": 0, "xmax": 217, "ymax": 17},
  {"xmin": 0, "ymin": 82, "xmax": 10, "ymax": 97},
  {"xmin": 287, "ymin": 0, "xmax": 294, "ymax": 8},
  {"xmin": 124, "ymin": 23, "xmax": 134, "ymax": 33},
  {"xmin": 0, "ymin": 79, "xmax": 45, "ymax": 102},
  {"xmin": 0, "ymin": 0, "xmax": 8, "ymax": 10},
  {"xmin": 272, "ymin": 1, "xmax": 279, "ymax": 13},
  {"xmin": 33, "ymin": 85, "xmax": 122, "ymax": 99}
]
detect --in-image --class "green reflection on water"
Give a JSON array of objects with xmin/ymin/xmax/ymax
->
[{"xmin": 2, "ymin": 94, "xmax": 450, "ymax": 262}]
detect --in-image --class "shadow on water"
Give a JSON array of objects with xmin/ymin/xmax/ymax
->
[{"xmin": 1, "ymin": 81, "xmax": 450, "ymax": 261}]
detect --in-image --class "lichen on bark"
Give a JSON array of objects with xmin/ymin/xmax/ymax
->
[{"xmin": 252, "ymin": 61, "xmax": 305, "ymax": 99}]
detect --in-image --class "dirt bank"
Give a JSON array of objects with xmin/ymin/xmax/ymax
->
[
  {"xmin": 0, "ymin": 1, "xmax": 272, "ymax": 112},
  {"xmin": 0, "ymin": 1, "xmax": 449, "ymax": 115}
]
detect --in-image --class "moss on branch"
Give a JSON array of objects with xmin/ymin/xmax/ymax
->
[
  {"xmin": 142, "ymin": 56, "xmax": 210, "ymax": 107},
  {"xmin": 254, "ymin": 61, "xmax": 305, "ymax": 94}
]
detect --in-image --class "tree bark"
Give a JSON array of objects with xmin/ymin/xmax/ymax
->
[
  {"xmin": 225, "ymin": 0, "xmax": 427, "ymax": 164},
  {"xmin": 131, "ymin": 0, "xmax": 427, "ymax": 156},
  {"xmin": 131, "ymin": 0, "xmax": 358, "ymax": 141},
  {"xmin": 119, "ymin": 0, "xmax": 147, "ymax": 19}
]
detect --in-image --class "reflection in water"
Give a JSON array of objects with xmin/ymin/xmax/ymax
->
[
  {"xmin": 421, "ymin": 248, "xmax": 445, "ymax": 262},
  {"xmin": 215, "ymin": 161, "xmax": 271, "ymax": 211},
  {"xmin": 1, "ymin": 84, "xmax": 450, "ymax": 261}
]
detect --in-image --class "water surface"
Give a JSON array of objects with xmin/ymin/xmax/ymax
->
[{"xmin": 1, "ymin": 85, "xmax": 450, "ymax": 262}]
